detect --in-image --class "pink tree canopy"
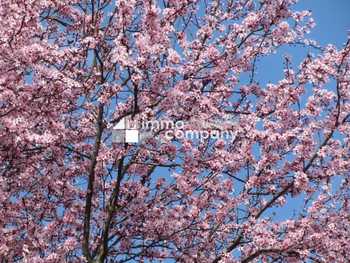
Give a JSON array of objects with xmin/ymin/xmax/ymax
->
[{"xmin": 0, "ymin": 0, "xmax": 349, "ymax": 262}]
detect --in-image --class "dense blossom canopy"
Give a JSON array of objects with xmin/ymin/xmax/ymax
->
[{"xmin": 0, "ymin": 0, "xmax": 349, "ymax": 262}]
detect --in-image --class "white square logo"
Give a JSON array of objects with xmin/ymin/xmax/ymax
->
[{"xmin": 125, "ymin": 129, "xmax": 139, "ymax": 143}]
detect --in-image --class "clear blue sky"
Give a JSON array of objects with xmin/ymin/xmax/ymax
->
[{"xmin": 255, "ymin": 0, "xmax": 350, "ymax": 85}]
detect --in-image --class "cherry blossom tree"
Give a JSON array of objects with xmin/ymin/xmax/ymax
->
[{"xmin": 1, "ymin": 0, "xmax": 350, "ymax": 262}]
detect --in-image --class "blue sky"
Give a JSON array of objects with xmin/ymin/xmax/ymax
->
[
  {"xmin": 297, "ymin": 0, "xmax": 350, "ymax": 47},
  {"xmin": 255, "ymin": 0, "xmax": 350, "ymax": 85}
]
